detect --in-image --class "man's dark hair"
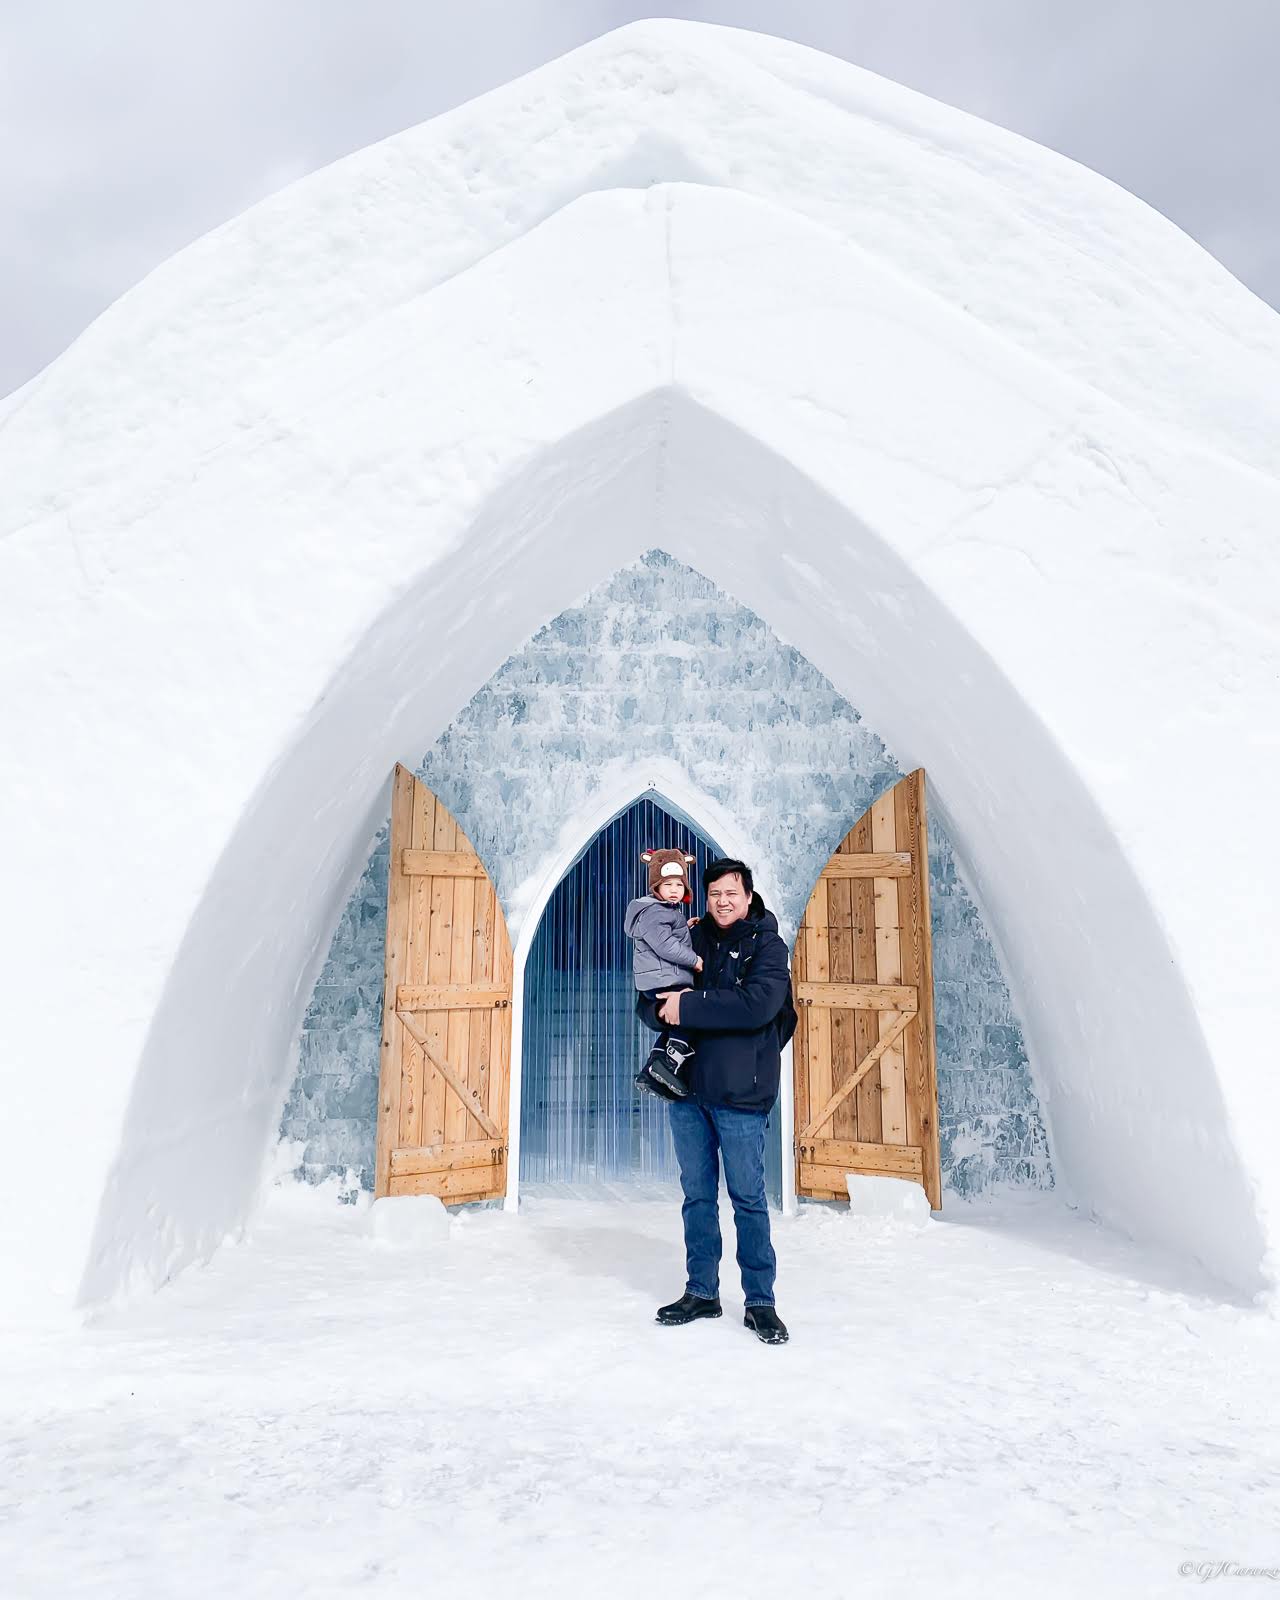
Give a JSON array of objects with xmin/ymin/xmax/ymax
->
[{"xmin": 704, "ymin": 857, "xmax": 754, "ymax": 894}]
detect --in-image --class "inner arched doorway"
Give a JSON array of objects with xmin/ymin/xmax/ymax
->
[{"xmin": 518, "ymin": 793, "xmax": 782, "ymax": 1200}]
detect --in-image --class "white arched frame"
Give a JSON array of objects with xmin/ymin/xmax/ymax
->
[{"xmin": 502, "ymin": 757, "xmax": 796, "ymax": 1215}]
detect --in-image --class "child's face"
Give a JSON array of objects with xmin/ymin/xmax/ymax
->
[{"xmin": 655, "ymin": 877, "xmax": 686, "ymax": 904}]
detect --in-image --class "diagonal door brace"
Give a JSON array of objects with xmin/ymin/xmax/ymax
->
[
  {"xmin": 797, "ymin": 1007, "xmax": 916, "ymax": 1142},
  {"xmin": 396, "ymin": 1007, "xmax": 501, "ymax": 1141}
]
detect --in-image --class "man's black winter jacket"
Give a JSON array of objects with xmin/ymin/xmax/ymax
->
[{"xmin": 636, "ymin": 894, "xmax": 796, "ymax": 1114}]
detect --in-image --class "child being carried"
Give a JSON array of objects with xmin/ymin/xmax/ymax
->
[{"xmin": 624, "ymin": 848, "xmax": 703, "ymax": 1100}]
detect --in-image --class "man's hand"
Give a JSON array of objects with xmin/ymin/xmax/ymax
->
[
  {"xmin": 693, "ymin": 956, "xmax": 704, "ymax": 974},
  {"xmin": 657, "ymin": 990, "xmax": 683, "ymax": 1026},
  {"xmin": 687, "ymin": 915, "xmax": 700, "ymax": 928}
]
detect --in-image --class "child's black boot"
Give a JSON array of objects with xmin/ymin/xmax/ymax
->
[{"xmin": 641, "ymin": 1038, "xmax": 693, "ymax": 1099}]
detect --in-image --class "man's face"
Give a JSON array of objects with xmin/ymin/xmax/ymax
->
[{"xmin": 706, "ymin": 872, "xmax": 750, "ymax": 927}]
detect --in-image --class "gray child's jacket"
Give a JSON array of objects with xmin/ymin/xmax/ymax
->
[{"xmin": 623, "ymin": 895, "xmax": 700, "ymax": 992}]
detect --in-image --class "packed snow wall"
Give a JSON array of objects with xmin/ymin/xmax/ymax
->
[
  {"xmin": 280, "ymin": 553, "xmax": 1051, "ymax": 1201},
  {"xmin": 4, "ymin": 22, "xmax": 1277, "ymax": 1311}
]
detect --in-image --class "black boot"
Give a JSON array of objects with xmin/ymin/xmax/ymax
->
[
  {"xmin": 634, "ymin": 1068, "xmax": 675, "ymax": 1101},
  {"xmin": 634, "ymin": 1062, "xmax": 679, "ymax": 1101},
  {"xmin": 656, "ymin": 1292, "xmax": 722, "ymax": 1325},
  {"xmin": 642, "ymin": 1039, "xmax": 692, "ymax": 1099},
  {"xmin": 744, "ymin": 1306, "xmax": 789, "ymax": 1345}
]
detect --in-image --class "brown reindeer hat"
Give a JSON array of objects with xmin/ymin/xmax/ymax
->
[{"xmin": 641, "ymin": 847, "xmax": 696, "ymax": 903}]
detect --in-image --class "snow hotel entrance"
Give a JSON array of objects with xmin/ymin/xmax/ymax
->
[
  {"xmin": 282, "ymin": 551, "xmax": 1052, "ymax": 1225},
  {"xmin": 15, "ymin": 18, "xmax": 1271, "ymax": 1317},
  {"xmin": 373, "ymin": 760, "xmax": 941, "ymax": 1214}
]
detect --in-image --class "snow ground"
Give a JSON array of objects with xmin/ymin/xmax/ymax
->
[{"xmin": 3, "ymin": 1184, "xmax": 1277, "ymax": 1598}]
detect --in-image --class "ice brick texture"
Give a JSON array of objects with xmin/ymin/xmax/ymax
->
[{"xmin": 280, "ymin": 551, "xmax": 1052, "ymax": 1200}]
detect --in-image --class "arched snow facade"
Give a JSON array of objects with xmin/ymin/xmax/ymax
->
[{"xmin": 1, "ymin": 23, "xmax": 1277, "ymax": 1314}]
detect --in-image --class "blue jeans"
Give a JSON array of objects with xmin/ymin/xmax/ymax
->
[{"xmin": 668, "ymin": 1100, "xmax": 776, "ymax": 1308}]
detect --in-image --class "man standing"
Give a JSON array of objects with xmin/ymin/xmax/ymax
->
[{"xmin": 637, "ymin": 857, "xmax": 797, "ymax": 1345}]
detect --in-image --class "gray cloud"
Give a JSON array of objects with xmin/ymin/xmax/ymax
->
[{"xmin": 2, "ymin": 0, "xmax": 1277, "ymax": 398}]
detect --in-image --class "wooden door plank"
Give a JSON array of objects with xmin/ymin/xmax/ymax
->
[
  {"xmin": 401, "ymin": 849, "xmax": 487, "ymax": 877},
  {"xmin": 390, "ymin": 1139, "xmax": 506, "ymax": 1176},
  {"xmin": 396, "ymin": 983, "xmax": 511, "ymax": 1011},
  {"xmin": 795, "ymin": 982, "xmax": 918, "ymax": 1010},
  {"xmin": 397, "ymin": 773, "xmax": 437, "ymax": 1150},
  {"xmin": 468, "ymin": 1005, "xmax": 492, "ymax": 1147},
  {"xmin": 871, "ymin": 790, "xmax": 908, "ymax": 1145},
  {"xmin": 895, "ymin": 773, "xmax": 927, "ymax": 1188},
  {"xmin": 803, "ymin": 878, "xmax": 832, "ymax": 1150},
  {"xmin": 422, "ymin": 803, "xmax": 456, "ymax": 1150},
  {"xmin": 900, "ymin": 770, "xmax": 942, "ymax": 1209},
  {"xmin": 467, "ymin": 879, "xmax": 495, "ymax": 1143},
  {"xmin": 492, "ymin": 921, "xmax": 513, "ymax": 1147},
  {"xmin": 472, "ymin": 878, "xmax": 496, "ymax": 982},
  {"xmin": 397, "ymin": 778, "xmax": 432, "ymax": 1149},
  {"xmin": 827, "ymin": 867, "xmax": 856, "ymax": 1144},
  {"xmin": 389, "ymin": 1165, "xmax": 503, "ymax": 1200},
  {"xmin": 804, "ymin": 1138, "xmax": 924, "ymax": 1176},
  {"xmin": 791, "ymin": 912, "xmax": 811, "ymax": 1140},
  {"xmin": 821, "ymin": 853, "xmax": 913, "ymax": 878},
  {"xmin": 446, "ymin": 874, "xmax": 477, "ymax": 1148},
  {"xmin": 849, "ymin": 808, "xmax": 882, "ymax": 1145},
  {"xmin": 398, "ymin": 1025, "xmax": 424, "ymax": 1150},
  {"xmin": 375, "ymin": 765, "xmax": 417, "ymax": 1197},
  {"xmin": 875, "ymin": 1005, "xmax": 908, "ymax": 1143},
  {"xmin": 800, "ymin": 1155, "xmax": 923, "ymax": 1191}
]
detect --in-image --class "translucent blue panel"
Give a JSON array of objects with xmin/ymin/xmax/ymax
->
[{"xmin": 520, "ymin": 794, "xmax": 781, "ymax": 1200}]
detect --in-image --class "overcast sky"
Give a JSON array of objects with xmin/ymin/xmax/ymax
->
[{"xmin": 3, "ymin": 0, "xmax": 1277, "ymax": 400}]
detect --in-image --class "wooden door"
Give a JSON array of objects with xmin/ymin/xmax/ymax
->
[
  {"xmin": 792, "ymin": 768, "xmax": 941, "ymax": 1209},
  {"xmin": 374, "ymin": 765, "xmax": 513, "ymax": 1202}
]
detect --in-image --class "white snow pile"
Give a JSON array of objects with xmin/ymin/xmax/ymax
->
[
  {"xmin": 367, "ymin": 1193, "xmax": 451, "ymax": 1249},
  {"xmin": 845, "ymin": 1172, "xmax": 933, "ymax": 1223}
]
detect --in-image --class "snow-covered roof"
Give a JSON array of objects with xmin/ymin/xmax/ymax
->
[{"xmin": 4, "ymin": 17, "xmax": 1279, "ymax": 527}]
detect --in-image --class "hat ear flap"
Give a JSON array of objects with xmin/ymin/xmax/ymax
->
[
  {"xmin": 640, "ymin": 851, "xmax": 653, "ymax": 863},
  {"xmin": 684, "ymin": 854, "xmax": 696, "ymax": 864}
]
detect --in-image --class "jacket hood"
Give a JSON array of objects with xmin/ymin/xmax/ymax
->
[
  {"xmin": 753, "ymin": 904, "xmax": 780, "ymax": 935},
  {"xmin": 624, "ymin": 895, "xmax": 660, "ymax": 937}
]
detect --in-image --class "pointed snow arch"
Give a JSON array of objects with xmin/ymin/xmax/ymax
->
[
  {"xmin": 77, "ymin": 381, "xmax": 1267, "ymax": 1307},
  {"xmin": 0, "ymin": 174, "xmax": 1265, "ymax": 1311},
  {"xmin": 501, "ymin": 764, "xmax": 777, "ymax": 1209}
]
